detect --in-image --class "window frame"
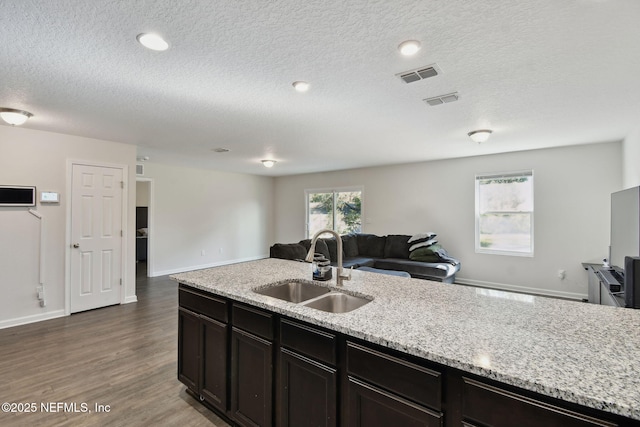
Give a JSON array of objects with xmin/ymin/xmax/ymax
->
[
  {"xmin": 474, "ymin": 170, "xmax": 534, "ymax": 257},
  {"xmin": 304, "ymin": 186, "xmax": 364, "ymax": 238}
]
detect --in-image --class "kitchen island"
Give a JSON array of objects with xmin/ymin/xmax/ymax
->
[{"xmin": 172, "ymin": 258, "xmax": 640, "ymax": 426}]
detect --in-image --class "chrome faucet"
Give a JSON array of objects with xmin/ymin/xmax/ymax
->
[{"xmin": 305, "ymin": 229, "xmax": 351, "ymax": 286}]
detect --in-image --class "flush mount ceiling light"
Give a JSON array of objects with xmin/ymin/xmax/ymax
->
[
  {"xmin": 136, "ymin": 33, "xmax": 169, "ymax": 51},
  {"xmin": 292, "ymin": 81, "xmax": 309, "ymax": 93},
  {"xmin": 468, "ymin": 129, "xmax": 493, "ymax": 144},
  {"xmin": 0, "ymin": 108, "xmax": 33, "ymax": 126},
  {"xmin": 398, "ymin": 40, "xmax": 421, "ymax": 56},
  {"xmin": 261, "ymin": 160, "xmax": 277, "ymax": 168}
]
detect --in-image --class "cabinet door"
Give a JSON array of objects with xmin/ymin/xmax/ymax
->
[
  {"xmin": 347, "ymin": 377, "xmax": 442, "ymax": 427},
  {"xmin": 178, "ymin": 308, "xmax": 200, "ymax": 392},
  {"xmin": 200, "ymin": 316, "xmax": 228, "ymax": 412},
  {"xmin": 231, "ymin": 327, "xmax": 273, "ymax": 427},
  {"xmin": 279, "ymin": 348, "xmax": 337, "ymax": 427}
]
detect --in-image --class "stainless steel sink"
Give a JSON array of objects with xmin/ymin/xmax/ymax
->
[
  {"xmin": 253, "ymin": 281, "xmax": 331, "ymax": 303},
  {"xmin": 303, "ymin": 292, "xmax": 372, "ymax": 313}
]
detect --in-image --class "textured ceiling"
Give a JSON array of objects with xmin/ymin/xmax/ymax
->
[{"xmin": 1, "ymin": 0, "xmax": 640, "ymax": 176}]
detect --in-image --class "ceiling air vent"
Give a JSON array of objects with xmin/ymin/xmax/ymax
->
[
  {"xmin": 397, "ymin": 64, "xmax": 441, "ymax": 84},
  {"xmin": 136, "ymin": 164, "xmax": 144, "ymax": 176},
  {"xmin": 423, "ymin": 92, "xmax": 459, "ymax": 106}
]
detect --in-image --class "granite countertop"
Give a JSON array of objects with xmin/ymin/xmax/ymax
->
[{"xmin": 172, "ymin": 258, "xmax": 640, "ymax": 421}]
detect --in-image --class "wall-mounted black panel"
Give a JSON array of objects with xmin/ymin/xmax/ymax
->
[{"xmin": 0, "ymin": 186, "xmax": 36, "ymax": 206}]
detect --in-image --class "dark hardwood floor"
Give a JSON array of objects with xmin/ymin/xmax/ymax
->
[{"xmin": 0, "ymin": 263, "xmax": 230, "ymax": 427}]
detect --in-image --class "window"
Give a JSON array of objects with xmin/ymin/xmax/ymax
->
[
  {"xmin": 305, "ymin": 188, "xmax": 362, "ymax": 238},
  {"xmin": 475, "ymin": 171, "xmax": 533, "ymax": 256}
]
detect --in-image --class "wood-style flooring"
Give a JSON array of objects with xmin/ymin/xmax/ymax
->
[{"xmin": 0, "ymin": 264, "xmax": 230, "ymax": 427}]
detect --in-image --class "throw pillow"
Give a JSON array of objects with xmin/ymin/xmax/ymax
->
[
  {"xmin": 408, "ymin": 232, "xmax": 437, "ymax": 243},
  {"xmin": 410, "ymin": 244, "xmax": 442, "ymax": 257},
  {"xmin": 409, "ymin": 252, "xmax": 442, "ymax": 263},
  {"xmin": 409, "ymin": 238, "xmax": 438, "ymax": 252}
]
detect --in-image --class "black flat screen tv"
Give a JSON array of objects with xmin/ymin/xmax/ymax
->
[{"xmin": 0, "ymin": 186, "xmax": 36, "ymax": 207}]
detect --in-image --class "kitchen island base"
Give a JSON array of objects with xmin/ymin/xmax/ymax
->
[{"xmin": 177, "ymin": 283, "xmax": 637, "ymax": 427}]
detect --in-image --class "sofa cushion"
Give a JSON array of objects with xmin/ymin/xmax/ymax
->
[
  {"xmin": 340, "ymin": 257, "xmax": 376, "ymax": 269},
  {"xmin": 321, "ymin": 237, "xmax": 343, "ymax": 262},
  {"xmin": 356, "ymin": 233, "xmax": 386, "ymax": 258},
  {"xmin": 341, "ymin": 234, "xmax": 359, "ymax": 257},
  {"xmin": 270, "ymin": 243, "xmax": 307, "ymax": 261},
  {"xmin": 298, "ymin": 239, "xmax": 330, "ymax": 260},
  {"xmin": 383, "ymin": 235, "xmax": 411, "ymax": 258},
  {"xmin": 374, "ymin": 258, "xmax": 451, "ymax": 279}
]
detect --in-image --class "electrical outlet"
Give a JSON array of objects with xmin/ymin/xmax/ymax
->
[
  {"xmin": 557, "ymin": 269, "xmax": 566, "ymax": 280},
  {"xmin": 219, "ymin": 247, "xmax": 223, "ymax": 254},
  {"xmin": 201, "ymin": 250, "xmax": 206, "ymax": 256},
  {"xmin": 39, "ymin": 300, "xmax": 46, "ymax": 307}
]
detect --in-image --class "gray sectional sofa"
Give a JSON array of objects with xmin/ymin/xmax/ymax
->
[{"xmin": 269, "ymin": 233, "xmax": 460, "ymax": 283}]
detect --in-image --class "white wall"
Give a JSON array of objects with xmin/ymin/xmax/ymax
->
[
  {"xmin": 274, "ymin": 142, "xmax": 622, "ymax": 299},
  {"xmin": 622, "ymin": 125, "xmax": 640, "ymax": 188},
  {"xmin": 0, "ymin": 125, "xmax": 137, "ymax": 328},
  {"xmin": 136, "ymin": 180, "xmax": 150, "ymax": 207},
  {"xmin": 141, "ymin": 162, "xmax": 274, "ymax": 276}
]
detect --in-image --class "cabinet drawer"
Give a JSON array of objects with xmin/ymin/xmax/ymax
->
[
  {"xmin": 232, "ymin": 303, "xmax": 273, "ymax": 340},
  {"xmin": 280, "ymin": 319, "xmax": 337, "ymax": 366},
  {"xmin": 346, "ymin": 342, "xmax": 442, "ymax": 411},
  {"xmin": 462, "ymin": 377, "xmax": 617, "ymax": 427},
  {"xmin": 179, "ymin": 287, "xmax": 227, "ymax": 322},
  {"xmin": 347, "ymin": 377, "xmax": 442, "ymax": 427}
]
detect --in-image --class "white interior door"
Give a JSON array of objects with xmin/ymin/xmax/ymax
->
[{"xmin": 70, "ymin": 164, "xmax": 123, "ymax": 313}]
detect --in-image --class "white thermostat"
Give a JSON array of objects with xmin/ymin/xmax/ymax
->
[{"xmin": 40, "ymin": 191, "xmax": 60, "ymax": 203}]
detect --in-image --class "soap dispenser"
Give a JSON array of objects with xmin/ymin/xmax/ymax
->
[{"xmin": 312, "ymin": 253, "xmax": 332, "ymax": 281}]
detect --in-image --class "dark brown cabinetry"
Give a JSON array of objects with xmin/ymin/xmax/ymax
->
[
  {"xmin": 345, "ymin": 341, "xmax": 443, "ymax": 427},
  {"xmin": 347, "ymin": 377, "xmax": 442, "ymax": 427},
  {"xmin": 177, "ymin": 284, "xmax": 640, "ymax": 427},
  {"xmin": 177, "ymin": 286, "xmax": 229, "ymax": 413},
  {"xmin": 279, "ymin": 319, "xmax": 338, "ymax": 427},
  {"xmin": 230, "ymin": 304, "xmax": 274, "ymax": 427},
  {"xmin": 177, "ymin": 307, "xmax": 199, "ymax": 391},
  {"xmin": 461, "ymin": 377, "xmax": 616, "ymax": 427}
]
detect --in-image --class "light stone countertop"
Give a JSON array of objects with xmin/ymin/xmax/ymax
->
[{"xmin": 171, "ymin": 258, "xmax": 640, "ymax": 421}]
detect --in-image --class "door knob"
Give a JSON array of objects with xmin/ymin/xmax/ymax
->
[{"xmin": 73, "ymin": 243, "xmax": 80, "ymax": 248}]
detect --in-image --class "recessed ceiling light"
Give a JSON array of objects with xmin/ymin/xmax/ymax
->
[
  {"xmin": 261, "ymin": 159, "xmax": 277, "ymax": 168},
  {"xmin": 292, "ymin": 81, "xmax": 310, "ymax": 93},
  {"xmin": 468, "ymin": 129, "xmax": 493, "ymax": 144},
  {"xmin": 0, "ymin": 108, "xmax": 33, "ymax": 126},
  {"xmin": 137, "ymin": 33, "xmax": 169, "ymax": 51},
  {"xmin": 398, "ymin": 40, "xmax": 421, "ymax": 56}
]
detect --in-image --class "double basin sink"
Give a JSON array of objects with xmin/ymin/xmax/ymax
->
[{"xmin": 253, "ymin": 280, "xmax": 372, "ymax": 313}]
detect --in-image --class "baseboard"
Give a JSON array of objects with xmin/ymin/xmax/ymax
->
[
  {"xmin": 454, "ymin": 277, "xmax": 587, "ymax": 301},
  {"xmin": 123, "ymin": 295, "xmax": 138, "ymax": 304},
  {"xmin": 0, "ymin": 310, "xmax": 66, "ymax": 330},
  {"xmin": 152, "ymin": 255, "xmax": 269, "ymax": 277}
]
